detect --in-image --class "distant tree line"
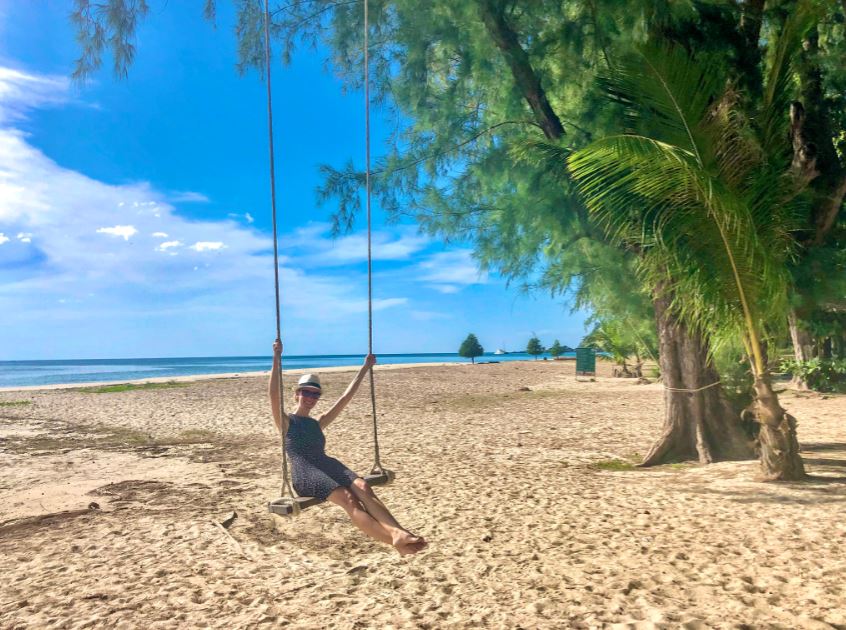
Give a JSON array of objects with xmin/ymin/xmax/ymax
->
[{"xmin": 458, "ymin": 333, "xmax": 574, "ymax": 362}]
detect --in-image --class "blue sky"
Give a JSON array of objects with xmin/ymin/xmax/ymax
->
[{"xmin": 0, "ymin": 1, "xmax": 588, "ymax": 360}]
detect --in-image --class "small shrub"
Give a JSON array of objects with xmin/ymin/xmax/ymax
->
[{"xmin": 779, "ymin": 358, "xmax": 846, "ymax": 392}]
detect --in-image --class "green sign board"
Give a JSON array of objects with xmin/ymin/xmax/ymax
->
[{"xmin": 575, "ymin": 347, "xmax": 596, "ymax": 376}]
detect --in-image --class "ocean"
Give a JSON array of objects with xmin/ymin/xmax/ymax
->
[{"xmin": 0, "ymin": 352, "xmax": 574, "ymax": 388}]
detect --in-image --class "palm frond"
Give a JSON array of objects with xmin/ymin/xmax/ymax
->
[{"xmin": 603, "ymin": 43, "xmax": 725, "ymax": 166}]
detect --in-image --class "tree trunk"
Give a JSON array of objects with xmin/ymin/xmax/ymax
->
[
  {"xmin": 641, "ymin": 292, "xmax": 755, "ymax": 466},
  {"xmin": 788, "ymin": 310, "xmax": 813, "ymax": 390},
  {"xmin": 477, "ymin": 0, "xmax": 565, "ymax": 140},
  {"xmin": 737, "ymin": 0, "xmax": 765, "ymax": 99},
  {"xmin": 753, "ymin": 378, "xmax": 806, "ymax": 480}
]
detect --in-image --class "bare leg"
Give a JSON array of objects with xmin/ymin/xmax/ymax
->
[
  {"xmin": 326, "ymin": 487, "xmax": 392, "ymax": 546},
  {"xmin": 349, "ymin": 479, "xmax": 427, "ymax": 555}
]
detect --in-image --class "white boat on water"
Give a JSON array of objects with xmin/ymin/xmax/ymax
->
[{"xmin": 494, "ymin": 348, "xmax": 508, "ymax": 355}]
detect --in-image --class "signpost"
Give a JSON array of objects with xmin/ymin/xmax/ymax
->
[{"xmin": 575, "ymin": 347, "xmax": 596, "ymax": 381}]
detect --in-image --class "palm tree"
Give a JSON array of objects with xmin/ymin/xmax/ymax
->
[
  {"xmin": 546, "ymin": 9, "xmax": 815, "ymax": 480},
  {"xmin": 582, "ymin": 322, "xmax": 638, "ymax": 376}
]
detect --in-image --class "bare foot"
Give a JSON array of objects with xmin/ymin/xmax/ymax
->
[
  {"xmin": 392, "ymin": 531, "xmax": 427, "ymax": 556},
  {"xmin": 395, "ymin": 538, "xmax": 427, "ymax": 556}
]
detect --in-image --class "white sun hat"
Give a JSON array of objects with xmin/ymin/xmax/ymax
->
[{"xmin": 296, "ymin": 373, "xmax": 322, "ymax": 392}]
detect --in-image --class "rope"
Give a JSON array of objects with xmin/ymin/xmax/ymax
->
[
  {"xmin": 264, "ymin": 0, "xmax": 296, "ymax": 504},
  {"xmin": 662, "ymin": 381, "xmax": 722, "ymax": 393},
  {"xmin": 364, "ymin": 0, "xmax": 383, "ymax": 473}
]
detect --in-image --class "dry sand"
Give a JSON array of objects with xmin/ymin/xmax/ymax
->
[{"xmin": 1, "ymin": 360, "xmax": 845, "ymax": 629}]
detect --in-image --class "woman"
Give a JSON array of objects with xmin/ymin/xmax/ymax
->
[{"xmin": 269, "ymin": 340, "xmax": 427, "ymax": 556}]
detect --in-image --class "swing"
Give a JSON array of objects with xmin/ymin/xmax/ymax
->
[{"xmin": 262, "ymin": 0, "xmax": 393, "ymax": 518}]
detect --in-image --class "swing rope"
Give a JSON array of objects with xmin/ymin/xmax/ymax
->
[
  {"xmin": 265, "ymin": 0, "xmax": 385, "ymax": 515},
  {"xmin": 263, "ymin": 0, "xmax": 295, "ymax": 504},
  {"xmin": 364, "ymin": 0, "xmax": 383, "ymax": 475}
]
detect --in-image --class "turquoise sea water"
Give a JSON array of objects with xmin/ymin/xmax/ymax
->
[{"xmin": 0, "ymin": 352, "xmax": 574, "ymax": 388}]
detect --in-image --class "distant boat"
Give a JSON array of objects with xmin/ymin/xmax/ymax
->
[{"xmin": 494, "ymin": 348, "xmax": 508, "ymax": 355}]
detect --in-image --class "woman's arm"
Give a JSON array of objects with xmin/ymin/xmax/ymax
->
[
  {"xmin": 268, "ymin": 339, "xmax": 288, "ymax": 435},
  {"xmin": 318, "ymin": 354, "xmax": 376, "ymax": 431}
]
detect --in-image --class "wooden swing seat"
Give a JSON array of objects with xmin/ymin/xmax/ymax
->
[{"xmin": 268, "ymin": 469, "xmax": 395, "ymax": 517}]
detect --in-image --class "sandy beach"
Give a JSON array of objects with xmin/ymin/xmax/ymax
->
[{"xmin": 2, "ymin": 360, "xmax": 845, "ymax": 629}]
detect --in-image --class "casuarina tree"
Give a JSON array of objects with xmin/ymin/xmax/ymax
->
[
  {"xmin": 548, "ymin": 339, "xmax": 564, "ymax": 358},
  {"xmin": 526, "ymin": 337, "xmax": 544, "ymax": 360},
  {"xmin": 459, "ymin": 334, "xmax": 484, "ymax": 364}
]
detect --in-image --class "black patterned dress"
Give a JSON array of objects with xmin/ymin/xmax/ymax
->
[{"xmin": 285, "ymin": 414, "xmax": 359, "ymax": 500}]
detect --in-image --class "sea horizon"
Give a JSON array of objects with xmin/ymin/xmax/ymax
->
[{"xmin": 0, "ymin": 351, "xmax": 576, "ymax": 388}]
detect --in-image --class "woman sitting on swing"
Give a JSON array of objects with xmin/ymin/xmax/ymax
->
[{"xmin": 269, "ymin": 341, "xmax": 427, "ymax": 555}]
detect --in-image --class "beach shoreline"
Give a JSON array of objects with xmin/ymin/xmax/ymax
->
[
  {"xmin": 0, "ymin": 357, "xmax": 578, "ymax": 393},
  {"xmin": 0, "ymin": 360, "xmax": 524, "ymax": 393}
]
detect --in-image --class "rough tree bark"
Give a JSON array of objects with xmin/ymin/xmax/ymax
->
[
  {"xmin": 641, "ymin": 291, "xmax": 755, "ymax": 466},
  {"xmin": 788, "ymin": 310, "xmax": 813, "ymax": 390},
  {"xmin": 737, "ymin": 0, "xmax": 766, "ymax": 99},
  {"xmin": 752, "ymin": 379, "xmax": 806, "ymax": 480}
]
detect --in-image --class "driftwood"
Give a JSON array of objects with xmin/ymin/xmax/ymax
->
[{"xmin": 212, "ymin": 520, "xmax": 249, "ymax": 559}]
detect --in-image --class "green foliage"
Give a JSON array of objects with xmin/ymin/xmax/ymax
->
[
  {"xmin": 548, "ymin": 339, "xmax": 564, "ymax": 357},
  {"xmin": 565, "ymin": 29, "xmax": 813, "ymax": 375},
  {"xmin": 71, "ymin": 0, "xmax": 150, "ymax": 80},
  {"xmin": 780, "ymin": 357, "xmax": 846, "ymax": 392},
  {"xmin": 0, "ymin": 400, "xmax": 31, "ymax": 407},
  {"xmin": 712, "ymin": 339, "xmax": 754, "ymax": 410},
  {"xmin": 581, "ymin": 322, "xmax": 636, "ymax": 367},
  {"xmin": 458, "ymin": 333, "xmax": 484, "ymax": 363},
  {"xmin": 526, "ymin": 336, "xmax": 544, "ymax": 358}
]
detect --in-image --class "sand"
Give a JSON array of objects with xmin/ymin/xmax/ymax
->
[{"xmin": 1, "ymin": 360, "xmax": 845, "ymax": 629}]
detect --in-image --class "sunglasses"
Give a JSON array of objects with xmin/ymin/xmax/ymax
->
[{"xmin": 298, "ymin": 390, "xmax": 321, "ymax": 399}]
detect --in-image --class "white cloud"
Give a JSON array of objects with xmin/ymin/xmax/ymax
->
[
  {"xmin": 190, "ymin": 241, "xmax": 225, "ymax": 252},
  {"xmin": 170, "ymin": 191, "xmax": 210, "ymax": 203},
  {"xmin": 0, "ymin": 232, "xmax": 8, "ymax": 245},
  {"xmin": 228, "ymin": 212, "xmax": 255, "ymax": 224},
  {"xmin": 285, "ymin": 223, "xmax": 430, "ymax": 266},
  {"xmin": 157, "ymin": 240, "xmax": 183, "ymax": 252},
  {"xmin": 0, "ymin": 66, "xmax": 69, "ymax": 124},
  {"xmin": 96, "ymin": 225, "xmax": 138, "ymax": 241},
  {"xmin": 417, "ymin": 249, "xmax": 487, "ymax": 293},
  {"xmin": 16, "ymin": 232, "xmax": 31, "ymax": 243},
  {"xmin": 151, "ymin": 232, "xmax": 168, "ymax": 238}
]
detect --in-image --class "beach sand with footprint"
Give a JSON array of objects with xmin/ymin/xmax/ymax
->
[{"xmin": 2, "ymin": 359, "xmax": 845, "ymax": 628}]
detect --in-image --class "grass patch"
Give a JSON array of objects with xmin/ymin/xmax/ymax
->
[
  {"xmin": 589, "ymin": 453, "xmax": 695, "ymax": 473},
  {"xmin": 4, "ymin": 422, "xmax": 219, "ymax": 456},
  {"xmin": 75, "ymin": 381, "xmax": 191, "ymax": 394},
  {"xmin": 172, "ymin": 429, "xmax": 218, "ymax": 444},
  {"xmin": 0, "ymin": 400, "xmax": 31, "ymax": 407},
  {"xmin": 666, "ymin": 462, "xmax": 694, "ymax": 470}
]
